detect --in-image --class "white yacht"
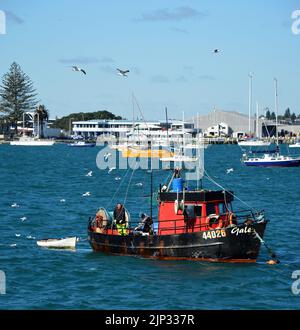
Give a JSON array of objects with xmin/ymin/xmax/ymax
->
[
  {"xmin": 289, "ymin": 141, "xmax": 300, "ymax": 148},
  {"xmin": 10, "ymin": 136, "xmax": 55, "ymax": 146}
]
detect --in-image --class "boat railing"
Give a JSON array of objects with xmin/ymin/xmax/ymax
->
[{"xmin": 88, "ymin": 209, "xmax": 264, "ymax": 235}]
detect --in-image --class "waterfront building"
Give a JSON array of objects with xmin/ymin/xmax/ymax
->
[{"xmin": 72, "ymin": 119, "xmax": 198, "ymax": 140}]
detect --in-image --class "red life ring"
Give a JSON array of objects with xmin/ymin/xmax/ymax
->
[{"xmin": 206, "ymin": 214, "xmax": 223, "ymax": 229}]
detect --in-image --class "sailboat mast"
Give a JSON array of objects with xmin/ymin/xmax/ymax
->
[
  {"xmin": 165, "ymin": 107, "xmax": 169, "ymax": 145},
  {"xmin": 248, "ymin": 73, "xmax": 253, "ymax": 135},
  {"xmin": 274, "ymin": 78, "xmax": 279, "ymax": 147},
  {"xmin": 256, "ymin": 102, "xmax": 259, "ymax": 138}
]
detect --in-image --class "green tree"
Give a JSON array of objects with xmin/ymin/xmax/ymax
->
[
  {"xmin": 52, "ymin": 110, "xmax": 122, "ymax": 131},
  {"xmin": 265, "ymin": 108, "xmax": 271, "ymax": 120},
  {"xmin": 270, "ymin": 112, "xmax": 276, "ymax": 121},
  {"xmin": 0, "ymin": 62, "xmax": 38, "ymax": 135},
  {"xmin": 291, "ymin": 112, "xmax": 296, "ymax": 123},
  {"xmin": 34, "ymin": 104, "xmax": 49, "ymax": 138},
  {"xmin": 284, "ymin": 108, "xmax": 291, "ymax": 119}
]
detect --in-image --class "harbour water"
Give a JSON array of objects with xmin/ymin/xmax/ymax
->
[{"xmin": 1, "ymin": 144, "xmax": 300, "ymax": 309}]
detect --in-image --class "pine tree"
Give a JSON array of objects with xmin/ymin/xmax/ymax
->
[
  {"xmin": 265, "ymin": 108, "xmax": 271, "ymax": 120},
  {"xmin": 284, "ymin": 108, "xmax": 291, "ymax": 119},
  {"xmin": 0, "ymin": 62, "xmax": 38, "ymax": 134},
  {"xmin": 34, "ymin": 104, "xmax": 49, "ymax": 138},
  {"xmin": 270, "ymin": 112, "xmax": 276, "ymax": 121},
  {"xmin": 291, "ymin": 112, "xmax": 296, "ymax": 123}
]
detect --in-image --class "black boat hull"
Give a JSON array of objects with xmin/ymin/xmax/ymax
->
[{"xmin": 88, "ymin": 222, "xmax": 268, "ymax": 263}]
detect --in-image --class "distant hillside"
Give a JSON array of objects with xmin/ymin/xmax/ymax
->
[{"xmin": 52, "ymin": 110, "xmax": 122, "ymax": 131}]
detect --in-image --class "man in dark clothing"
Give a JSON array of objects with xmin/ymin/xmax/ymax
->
[{"xmin": 113, "ymin": 203, "xmax": 127, "ymax": 235}]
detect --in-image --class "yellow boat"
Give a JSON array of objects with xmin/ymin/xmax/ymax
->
[{"xmin": 120, "ymin": 147, "xmax": 174, "ymax": 158}]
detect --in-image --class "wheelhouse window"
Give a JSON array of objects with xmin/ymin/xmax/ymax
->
[
  {"xmin": 194, "ymin": 205, "xmax": 202, "ymax": 217},
  {"xmin": 206, "ymin": 203, "xmax": 216, "ymax": 216}
]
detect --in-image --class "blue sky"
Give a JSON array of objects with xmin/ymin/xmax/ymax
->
[{"xmin": 0, "ymin": 0, "xmax": 299, "ymax": 120}]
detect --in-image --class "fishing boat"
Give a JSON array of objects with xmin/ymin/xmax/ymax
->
[
  {"xmin": 37, "ymin": 237, "xmax": 77, "ymax": 249},
  {"xmin": 68, "ymin": 141, "xmax": 96, "ymax": 147},
  {"xmin": 87, "ymin": 169, "xmax": 270, "ymax": 263}
]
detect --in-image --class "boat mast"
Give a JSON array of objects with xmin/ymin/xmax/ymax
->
[
  {"xmin": 248, "ymin": 73, "xmax": 253, "ymax": 135},
  {"xmin": 165, "ymin": 107, "xmax": 169, "ymax": 145},
  {"xmin": 274, "ymin": 78, "xmax": 279, "ymax": 153},
  {"xmin": 256, "ymin": 102, "xmax": 259, "ymax": 138},
  {"xmin": 150, "ymin": 169, "xmax": 153, "ymax": 220}
]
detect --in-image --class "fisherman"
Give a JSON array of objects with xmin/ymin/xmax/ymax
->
[
  {"xmin": 183, "ymin": 205, "xmax": 195, "ymax": 231},
  {"xmin": 135, "ymin": 213, "xmax": 153, "ymax": 234},
  {"xmin": 113, "ymin": 203, "xmax": 127, "ymax": 236},
  {"xmin": 174, "ymin": 167, "xmax": 181, "ymax": 178},
  {"xmin": 94, "ymin": 214, "xmax": 104, "ymax": 233}
]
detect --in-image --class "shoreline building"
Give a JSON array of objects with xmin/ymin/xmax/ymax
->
[{"xmin": 72, "ymin": 119, "xmax": 198, "ymax": 139}]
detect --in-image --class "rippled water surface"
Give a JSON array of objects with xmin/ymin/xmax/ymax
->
[{"xmin": 1, "ymin": 144, "xmax": 300, "ymax": 309}]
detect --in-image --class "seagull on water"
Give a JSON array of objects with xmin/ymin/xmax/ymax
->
[
  {"xmin": 135, "ymin": 183, "xmax": 143, "ymax": 187},
  {"xmin": 71, "ymin": 66, "xmax": 86, "ymax": 75},
  {"xmin": 82, "ymin": 192, "xmax": 91, "ymax": 197},
  {"xmin": 86, "ymin": 171, "xmax": 93, "ymax": 177},
  {"xmin": 115, "ymin": 176, "xmax": 121, "ymax": 181},
  {"xmin": 11, "ymin": 203, "xmax": 20, "ymax": 208},
  {"xmin": 104, "ymin": 153, "xmax": 112, "ymax": 161},
  {"xmin": 20, "ymin": 217, "xmax": 27, "ymax": 222},
  {"xmin": 108, "ymin": 167, "xmax": 116, "ymax": 174},
  {"xmin": 117, "ymin": 68, "xmax": 129, "ymax": 77},
  {"xmin": 15, "ymin": 233, "xmax": 21, "ymax": 237}
]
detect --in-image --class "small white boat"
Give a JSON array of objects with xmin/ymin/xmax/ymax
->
[
  {"xmin": 238, "ymin": 139, "xmax": 271, "ymax": 147},
  {"xmin": 160, "ymin": 155, "xmax": 199, "ymax": 162},
  {"xmin": 10, "ymin": 136, "xmax": 55, "ymax": 146},
  {"xmin": 68, "ymin": 141, "xmax": 95, "ymax": 147},
  {"xmin": 37, "ymin": 237, "xmax": 77, "ymax": 249},
  {"xmin": 289, "ymin": 142, "xmax": 300, "ymax": 148}
]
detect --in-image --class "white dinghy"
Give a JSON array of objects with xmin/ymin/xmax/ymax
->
[{"xmin": 37, "ymin": 237, "xmax": 77, "ymax": 249}]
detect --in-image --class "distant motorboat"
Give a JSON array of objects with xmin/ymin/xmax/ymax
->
[
  {"xmin": 243, "ymin": 153, "xmax": 300, "ymax": 167},
  {"xmin": 160, "ymin": 155, "xmax": 199, "ymax": 162},
  {"xmin": 10, "ymin": 136, "xmax": 55, "ymax": 146},
  {"xmin": 37, "ymin": 237, "xmax": 77, "ymax": 249},
  {"xmin": 68, "ymin": 141, "xmax": 95, "ymax": 147},
  {"xmin": 238, "ymin": 139, "xmax": 271, "ymax": 147},
  {"xmin": 289, "ymin": 142, "xmax": 300, "ymax": 148}
]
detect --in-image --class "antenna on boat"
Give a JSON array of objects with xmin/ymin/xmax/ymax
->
[{"xmin": 150, "ymin": 169, "xmax": 153, "ymax": 220}]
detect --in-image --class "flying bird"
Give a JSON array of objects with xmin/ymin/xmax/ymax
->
[
  {"xmin": 20, "ymin": 217, "xmax": 27, "ymax": 222},
  {"xmin": 82, "ymin": 192, "xmax": 91, "ymax": 197},
  {"xmin": 71, "ymin": 66, "xmax": 86, "ymax": 75},
  {"xmin": 85, "ymin": 171, "xmax": 93, "ymax": 177},
  {"xmin": 226, "ymin": 168, "xmax": 234, "ymax": 174},
  {"xmin": 60, "ymin": 199, "xmax": 66, "ymax": 203},
  {"xmin": 117, "ymin": 68, "xmax": 129, "ymax": 77},
  {"xmin": 213, "ymin": 49, "xmax": 221, "ymax": 54}
]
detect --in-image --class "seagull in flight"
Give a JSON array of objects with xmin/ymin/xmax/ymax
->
[
  {"xmin": 213, "ymin": 49, "xmax": 221, "ymax": 54},
  {"xmin": 226, "ymin": 168, "xmax": 234, "ymax": 174},
  {"xmin": 82, "ymin": 191, "xmax": 91, "ymax": 197},
  {"xmin": 71, "ymin": 66, "xmax": 86, "ymax": 75},
  {"xmin": 117, "ymin": 68, "xmax": 129, "ymax": 77},
  {"xmin": 85, "ymin": 171, "xmax": 93, "ymax": 177}
]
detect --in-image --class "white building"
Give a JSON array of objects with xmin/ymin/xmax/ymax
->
[
  {"xmin": 205, "ymin": 122, "xmax": 230, "ymax": 137},
  {"xmin": 72, "ymin": 119, "xmax": 197, "ymax": 140}
]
